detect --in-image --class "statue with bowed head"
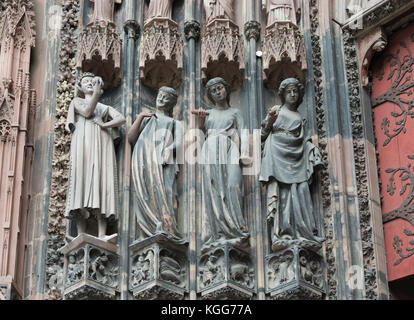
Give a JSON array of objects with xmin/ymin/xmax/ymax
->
[
  {"xmin": 65, "ymin": 72, "xmax": 126, "ymax": 241},
  {"xmin": 192, "ymin": 77, "xmax": 250, "ymax": 250},
  {"xmin": 128, "ymin": 86, "xmax": 184, "ymax": 242}
]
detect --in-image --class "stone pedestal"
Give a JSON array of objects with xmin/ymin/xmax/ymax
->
[
  {"xmin": 60, "ymin": 234, "xmax": 120, "ymax": 300},
  {"xmin": 265, "ymin": 245, "xmax": 325, "ymax": 300},
  {"xmin": 139, "ymin": 18, "xmax": 183, "ymax": 89},
  {"xmin": 198, "ymin": 244, "xmax": 254, "ymax": 300},
  {"xmin": 262, "ymin": 21, "xmax": 306, "ymax": 91},
  {"xmin": 76, "ymin": 21, "xmax": 122, "ymax": 89},
  {"xmin": 201, "ymin": 19, "xmax": 245, "ymax": 88},
  {"xmin": 129, "ymin": 234, "xmax": 188, "ymax": 300}
]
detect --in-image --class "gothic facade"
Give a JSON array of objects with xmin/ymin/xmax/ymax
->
[{"xmin": 1, "ymin": 0, "xmax": 414, "ymax": 300}]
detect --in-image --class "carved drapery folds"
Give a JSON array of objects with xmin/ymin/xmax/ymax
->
[
  {"xmin": 0, "ymin": 0, "xmax": 36, "ymax": 300},
  {"xmin": 201, "ymin": 1, "xmax": 244, "ymax": 88},
  {"xmin": 61, "ymin": 235, "xmax": 120, "ymax": 300},
  {"xmin": 76, "ymin": 0, "xmax": 122, "ymax": 89},
  {"xmin": 139, "ymin": 18, "xmax": 183, "ymax": 89},
  {"xmin": 262, "ymin": 0, "xmax": 306, "ymax": 91},
  {"xmin": 129, "ymin": 235, "xmax": 188, "ymax": 300}
]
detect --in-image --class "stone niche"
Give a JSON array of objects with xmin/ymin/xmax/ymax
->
[
  {"xmin": 262, "ymin": 21, "xmax": 307, "ymax": 92},
  {"xmin": 201, "ymin": 19, "xmax": 245, "ymax": 88},
  {"xmin": 139, "ymin": 17, "xmax": 183, "ymax": 89},
  {"xmin": 198, "ymin": 244, "xmax": 255, "ymax": 300},
  {"xmin": 76, "ymin": 21, "xmax": 122, "ymax": 89},
  {"xmin": 265, "ymin": 245, "xmax": 325, "ymax": 300},
  {"xmin": 129, "ymin": 234, "xmax": 188, "ymax": 300},
  {"xmin": 60, "ymin": 234, "xmax": 120, "ymax": 300}
]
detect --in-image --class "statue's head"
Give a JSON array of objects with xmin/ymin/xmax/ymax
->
[
  {"xmin": 278, "ymin": 78, "xmax": 305, "ymax": 107},
  {"xmin": 156, "ymin": 86, "xmax": 178, "ymax": 114},
  {"xmin": 206, "ymin": 77, "xmax": 231, "ymax": 106},
  {"xmin": 76, "ymin": 72, "xmax": 104, "ymax": 96}
]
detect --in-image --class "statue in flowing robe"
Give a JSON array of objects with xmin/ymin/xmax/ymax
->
[
  {"xmin": 204, "ymin": 0, "xmax": 235, "ymax": 23},
  {"xmin": 192, "ymin": 77, "xmax": 251, "ymax": 250},
  {"xmin": 89, "ymin": 0, "xmax": 122, "ymax": 24},
  {"xmin": 65, "ymin": 72, "xmax": 126, "ymax": 240},
  {"xmin": 259, "ymin": 78, "xmax": 324, "ymax": 251},
  {"xmin": 147, "ymin": 0, "xmax": 174, "ymax": 20},
  {"xmin": 262, "ymin": 0, "xmax": 299, "ymax": 27},
  {"xmin": 128, "ymin": 87, "xmax": 184, "ymax": 242}
]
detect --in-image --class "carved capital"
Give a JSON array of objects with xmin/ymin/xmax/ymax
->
[
  {"xmin": 123, "ymin": 19, "xmax": 140, "ymax": 40},
  {"xmin": 244, "ymin": 20, "xmax": 261, "ymax": 41},
  {"xmin": 356, "ymin": 27, "xmax": 387, "ymax": 88},
  {"xmin": 184, "ymin": 20, "xmax": 201, "ymax": 41}
]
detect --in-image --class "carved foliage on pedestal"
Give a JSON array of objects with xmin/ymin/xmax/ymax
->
[
  {"xmin": 139, "ymin": 18, "xmax": 183, "ymax": 89},
  {"xmin": 262, "ymin": 22, "xmax": 306, "ymax": 91},
  {"xmin": 76, "ymin": 22, "xmax": 122, "ymax": 89},
  {"xmin": 198, "ymin": 245, "xmax": 254, "ymax": 300},
  {"xmin": 201, "ymin": 20, "xmax": 244, "ymax": 88}
]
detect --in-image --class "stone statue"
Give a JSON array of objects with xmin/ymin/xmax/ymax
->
[
  {"xmin": 128, "ymin": 86, "xmax": 184, "ymax": 242},
  {"xmin": 147, "ymin": 0, "xmax": 174, "ymax": 20},
  {"xmin": 259, "ymin": 78, "xmax": 324, "ymax": 251},
  {"xmin": 192, "ymin": 77, "xmax": 250, "ymax": 249},
  {"xmin": 89, "ymin": 0, "xmax": 122, "ymax": 23},
  {"xmin": 262, "ymin": 0, "xmax": 299, "ymax": 26},
  {"xmin": 204, "ymin": 0, "xmax": 235, "ymax": 23},
  {"xmin": 65, "ymin": 72, "xmax": 126, "ymax": 240}
]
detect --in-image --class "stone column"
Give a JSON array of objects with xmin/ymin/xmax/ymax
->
[
  {"xmin": 184, "ymin": 0, "xmax": 201, "ymax": 298},
  {"xmin": 120, "ymin": 0, "xmax": 140, "ymax": 300}
]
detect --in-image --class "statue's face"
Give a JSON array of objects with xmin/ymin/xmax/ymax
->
[
  {"xmin": 156, "ymin": 90, "xmax": 175, "ymax": 110},
  {"xmin": 80, "ymin": 76, "xmax": 94, "ymax": 94},
  {"xmin": 284, "ymin": 84, "xmax": 299, "ymax": 106},
  {"xmin": 209, "ymin": 82, "xmax": 227, "ymax": 104}
]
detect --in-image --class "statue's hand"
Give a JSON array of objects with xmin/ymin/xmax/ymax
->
[
  {"xmin": 93, "ymin": 76, "xmax": 104, "ymax": 96},
  {"xmin": 267, "ymin": 109, "xmax": 279, "ymax": 128},
  {"xmin": 191, "ymin": 108, "xmax": 209, "ymax": 118},
  {"xmin": 93, "ymin": 117, "xmax": 106, "ymax": 129},
  {"xmin": 139, "ymin": 112, "xmax": 157, "ymax": 119},
  {"xmin": 240, "ymin": 156, "xmax": 253, "ymax": 167},
  {"xmin": 162, "ymin": 148, "xmax": 173, "ymax": 166}
]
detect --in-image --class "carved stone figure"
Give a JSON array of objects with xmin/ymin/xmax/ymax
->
[
  {"xmin": 89, "ymin": 250, "xmax": 119, "ymax": 287},
  {"xmin": 192, "ymin": 77, "xmax": 250, "ymax": 250},
  {"xmin": 260, "ymin": 78, "xmax": 324, "ymax": 251},
  {"xmin": 200, "ymin": 254, "xmax": 223, "ymax": 287},
  {"xmin": 90, "ymin": 0, "xmax": 121, "ymax": 24},
  {"xmin": 204, "ymin": 0, "xmax": 235, "ymax": 23},
  {"xmin": 147, "ymin": 0, "xmax": 174, "ymax": 20},
  {"xmin": 128, "ymin": 87, "xmax": 184, "ymax": 242},
  {"xmin": 65, "ymin": 73, "xmax": 126, "ymax": 240},
  {"xmin": 262, "ymin": 0, "xmax": 299, "ymax": 26}
]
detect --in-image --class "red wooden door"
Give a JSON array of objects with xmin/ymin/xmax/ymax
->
[{"xmin": 372, "ymin": 21, "xmax": 414, "ymax": 282}]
